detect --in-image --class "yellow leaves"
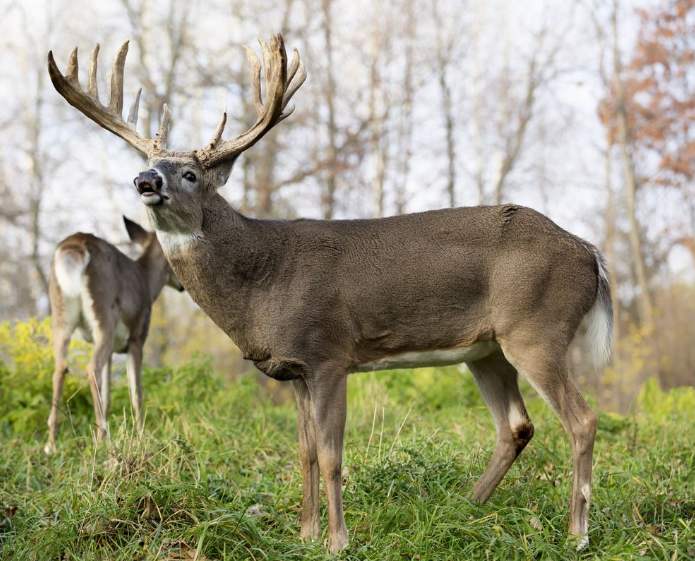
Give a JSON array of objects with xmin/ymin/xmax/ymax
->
[
  {"xmin": 637, "ymin": 377, "xmax": 695, "ymax": 417},
  {"xmin": 0, "ymin": 317, "xmax": 93, "ymax": 434}
]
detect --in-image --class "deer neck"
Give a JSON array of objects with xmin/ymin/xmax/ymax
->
[
  {"xmin": 154, "ymin": 194, "xmax": 286, "ymax": 343},
  {"xmin": 136, "ymin": 244, "xmax": 170, "ymax": 302}
]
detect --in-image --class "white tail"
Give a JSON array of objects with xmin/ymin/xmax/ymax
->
[
  {"xmin": 54, "ymin": 247, "xmax": 89, "ymax": 298},
  {"xmin": 581, "ymin": 248, "xmax": 613, "ymax": 370}
]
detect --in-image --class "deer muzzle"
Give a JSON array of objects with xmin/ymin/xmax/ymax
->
[{"xmin": 134, "ymin": 169, "xmax": 166, "ymax": 206}]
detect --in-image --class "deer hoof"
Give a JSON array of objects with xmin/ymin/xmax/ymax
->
[
  {"xmin": 576, "ymin": 534, "xmax": 589, "ymax": 551},
  {"xmin": 328, "ymin": 530, "xmax": 349, "ymax": 554},
  {"xmin": 300, "ymin": 522, "xmax": 320, "ymax": 541}
]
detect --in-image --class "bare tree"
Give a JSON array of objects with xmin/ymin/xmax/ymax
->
[
  {"xmin": 319, "ymin": 0, "xmax": 339, "ymax": 219},
  {"xmin": 394, "ymin": 0, "xmax": 416, "ymax": 214},
  {"xmin": 120, "ymin": 0, "xmax": 192, "ymax": 138},
  {"xmin": 432, "ymin": 0, "xmax": 458, "ymax": 208},
  {"xmin": 366, "ymin": 5, "xmax": 394, "ymax": 217},
  {"xmin": 491, "ymin": 26, "xmax": 562, "ymax": 204},
  {"xmin": 608, "ymin": 0, "xmax": 655, "ymax": 329}
]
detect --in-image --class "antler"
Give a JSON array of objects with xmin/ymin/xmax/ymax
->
[
  {"xmin": 47, "ymin": 41, "xmax": 170, "ymax": 158},
  {"xmin": 48, "ymin": 35, "xmax": 305, "ymax": 166},
  {"xmin": 195, "ymin": 34, "xmax": 307, "ymax": 168}
]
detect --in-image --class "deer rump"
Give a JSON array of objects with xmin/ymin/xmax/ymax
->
[{"xmin": 167, "ymin": 204, "xmax": 610, "ymax": 377}]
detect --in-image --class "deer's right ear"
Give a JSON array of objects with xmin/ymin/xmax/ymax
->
[
  {"xmin": 123, "ymin": 216, "xmax": 150, "ymax": 246},
  {"xmin": 209, "ymin": 156, "xmax": 239, "ymax": 189}
]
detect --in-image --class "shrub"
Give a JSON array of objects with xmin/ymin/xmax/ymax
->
[{"xmin": 0, "ymin": 318, "xmax": 92, "ymax": 437}]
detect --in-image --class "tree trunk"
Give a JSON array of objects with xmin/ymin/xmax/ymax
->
[
  {"xmin": 611, "ymin": 2, "xmax": 655, "ymax": 329},
  {"xmin": 432, "ymin": 0, "xmax": 456, "ymax": 208},
  {"xmin": 394, "ymin": 0, "xmax": 415, "ymax": 215},
  {"xmin": 28, "ymin": 66, "xmax": 48, "ymax": 313},
  {"xmin": 321, "ymin": 0, "xmax": 339, "ymax": 219}
]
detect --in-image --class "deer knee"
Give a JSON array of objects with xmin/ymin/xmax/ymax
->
[
  {"xmin": 323, "ymin": 465, "xmax": 342, "ymax": 484},
  {"xmin": 300, "ymin": 452, "xmax": 318, "ymax": 473},
  {"xmin": 317, "ymin": 450, "xmax": 342, "ymax": 482},
  {"xmin": 512, "ymin": 421, "xmax": 534, "ymax": 454}
]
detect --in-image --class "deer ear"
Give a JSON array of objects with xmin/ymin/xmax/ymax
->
[
  {"xmin": 209, "ymin": 156, "xmax": 239, "ymax": 189},
  {"xmin": 123, "ymin": 216, "xmax": 149, "ymax": 246}
]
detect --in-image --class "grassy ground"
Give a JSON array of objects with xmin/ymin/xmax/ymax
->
[{"xmin": 1, "ymin": 356, "xmax": 694, "ymax": 560}]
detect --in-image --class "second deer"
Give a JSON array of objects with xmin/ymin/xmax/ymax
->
[{"xmin": 45, "ymin": 217, "xmax": 183, "ymax": 454}]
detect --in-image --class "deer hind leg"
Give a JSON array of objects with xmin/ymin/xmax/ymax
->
[
  {"xmin": 45, "ymin": 316, "xmax": 76, "ymax": 455},
  {"xmin": 292, "ymin": 378, "xmax": 320, "ymax": 541},
  {"xmin": 500, "ymin": 336, "xmax": 597, "ymax": 549},
  {"xmin": 467, "ymin": 349, "xmax": 534, "ymax": 503},
  {"xmin": 81, "ymin": 286, "xmax": 117, "ymax": 442},
  {"xmin": 87, "ymin": 334, "xmax": 115, "ymax": 441},
  {"xmin": 100, "ymin": 356, "xmax": 112, "ymax": 420}
]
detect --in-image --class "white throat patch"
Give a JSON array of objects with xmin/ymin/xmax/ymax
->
[{"xmin": 156, "ymin": 230, "xmax": 200, "ymax": 255}]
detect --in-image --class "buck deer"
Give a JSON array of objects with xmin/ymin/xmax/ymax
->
[
  {"xmin": 48, "ymin": 36, "xmax": 612, "ymax": 552},
  {"xmin": 44, "ymin": 217, "xmax": 183, "ymax": 455}
]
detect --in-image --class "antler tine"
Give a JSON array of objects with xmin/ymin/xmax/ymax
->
[
  {"xmin": 127, "ymin": 88, "xmax": 142, "ymax": 127},
  {"xmin": 109, "ymin": 41, "xmax": 129, "ymax": 114},
  {"xmin": 48, "ymin": 42, "xmax": 156, "ymax": 158},
  {"xmin": 206, "ymin": 112, "xmax": 228, "ymax": 149},
  {"xmin": 262, "ymin": 39, "xmax": 274, "ymax": 88},
  {"xmin": 195, "ymin": 34, "xmax": 303, "ymax": 168},
  {"xmin": 244, "ymin": 46, "xmax": 263, "ymax": 116},
  {"xmin": 87, "ymin": 44, "xmax": 100, "ymax": 99},
  {"xmin": 268, "ymin": 34, "xmax": 287, "ymax": 97},
  {"xmin": 282, "ymin": 50, "xmax": 306, "ymax": 111},
  {"xmin": 287, "ymin": 49, "xmax": 300, "ymax": 84},
  {"xmin": 154, "ymin": 103, "xmax": 171, "ymax": 152},
  {"xmin": 66, "ymin": 48, "xmax": 79, "ymax": 83}
]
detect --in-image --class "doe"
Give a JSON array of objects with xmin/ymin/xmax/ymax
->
[{"xmin": 45, "ymin": 217, "xmax": 183, "ymax": 454}]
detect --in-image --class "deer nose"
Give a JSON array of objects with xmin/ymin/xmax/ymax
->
[{"xmin": 134, "ymin": 170, "xmax": 163, "ymax": 194}]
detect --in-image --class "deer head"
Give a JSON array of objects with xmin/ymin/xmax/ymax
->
[{"xmin": 48, "ymin": 35, "xmax": 306, "ymax": 233}]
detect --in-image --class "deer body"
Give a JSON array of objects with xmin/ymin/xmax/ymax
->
[
  {"xmin": 159, "ymin": 202, "xmax": 599, "ymax": 377},
  {"xmin": 154, "ymin": 194, "xmax": 608, "ymax": 552},
  {"xmin": 45, "ymin": 219, "xmax": 182, "ymax": 454},
  {"xmin": 49, "ymin": 36, "xmax": 611, "ymax": 552}
]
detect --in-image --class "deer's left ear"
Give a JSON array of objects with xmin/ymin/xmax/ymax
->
[
  {"xmin": 208, "ymin": 156, "xmax": 239, "ymax": 189},
  {"xmin": 123, "ymin": 216, "xmax": 150, "ymax": 246}
]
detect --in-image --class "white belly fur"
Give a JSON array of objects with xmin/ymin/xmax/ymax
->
[{"xmin": 354, "ymin": 341, "xmax": 499, "ymax": 372}]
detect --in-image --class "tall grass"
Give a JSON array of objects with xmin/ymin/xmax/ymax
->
[{"xmin": 0, "ymin": 319, "xmax": 693, "ymax": 560}]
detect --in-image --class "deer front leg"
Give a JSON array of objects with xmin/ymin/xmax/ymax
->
[
  {"xmin": 308, "ymin": 371, "xmax": 348, "ymax": 553},
  {"xmin": 292, "ymin": 379, "xmax": 320, "ymax": 540},
  {"xmin": 126, "ymin": 342, "xmax": 144, "ymax": 431}
]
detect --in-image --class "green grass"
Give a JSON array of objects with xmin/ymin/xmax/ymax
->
[{"xmin": 1, "ymin": 359, "xmax": 693, "ymax": 560}]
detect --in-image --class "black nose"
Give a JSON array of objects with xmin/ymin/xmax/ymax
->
[{"xmin": 134, "ymin": 170, "xmax": 163, "ymax": 194}]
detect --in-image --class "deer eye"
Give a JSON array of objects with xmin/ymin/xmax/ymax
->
[{"xmin": 183, "ymin": 171, "xmax": 197, "ymax": 182}]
